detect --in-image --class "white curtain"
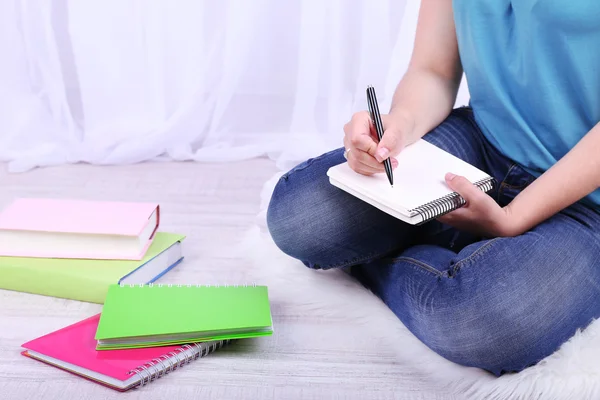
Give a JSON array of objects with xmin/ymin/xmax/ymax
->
[{"xmin": 0, "ymin": 0, "xmax": 469, "ymax": 173}]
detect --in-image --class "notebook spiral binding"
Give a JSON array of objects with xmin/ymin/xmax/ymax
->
[
  {"xmin": 128, "ymin": 340, "xmax": 230, "ymax": 388},
  {"xmin": 119, "ymin": 283, "xmax": 257, "ymax": 288},
  {"xmin": 411, "ymin": 177, "xmax": 496, "ymax": 225}
]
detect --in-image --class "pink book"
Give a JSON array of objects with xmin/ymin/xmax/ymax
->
[
  {"xmin": 21, "ymin": 314, "xmax": 230, "ymax": 391},
  {"xmin": 0, "ymin": 198, "xmax": 160, "ymax": 260}
]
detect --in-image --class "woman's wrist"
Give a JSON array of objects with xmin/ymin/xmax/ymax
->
[
  {"xmin": 389, "ymin": 107, "xmax": 415, "ymax": 130},
  {"xmin": 388, "ymin": 107, "xmax": 420, "ymax": 145},
  {"xmin": 499, "ymin": 204, "xmax": 528, "ymax": 237}
]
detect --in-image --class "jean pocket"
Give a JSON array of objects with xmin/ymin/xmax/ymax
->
[{"xmin": 502, "ymin": 163, "xmax": 536, "ymax": 189}]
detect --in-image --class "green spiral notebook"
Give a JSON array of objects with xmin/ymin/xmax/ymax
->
[{"xmin": 95, "ymin": 283, "xmax": 273, "ymax": 350}]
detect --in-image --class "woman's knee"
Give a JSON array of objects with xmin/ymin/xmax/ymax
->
[
  {"xmin": 266, "ymin": 149, "xmax": 347, "ymax": 268},
  {"xmin": 266, "ymin": 175, "xmax": 313, "ymax": 265},
  {"xmin": 410, "ymin": 292, "xmax": 547, "ymax": 375},
  {"xmin": 267, "ymin": 147, "xmax": 416, "ymax": 270}
]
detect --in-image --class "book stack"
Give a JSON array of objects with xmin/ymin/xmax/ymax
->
[
  {"xmin": 0, "ymin": 198, "xmax": 184, "ymax": 303},
  {"xmin": 0, "ymin": 198, "xmax": 273, "ymax": 391},
  {"xmin": 21, "ymin": 283, "xmax": 273, "ymax": 391}
]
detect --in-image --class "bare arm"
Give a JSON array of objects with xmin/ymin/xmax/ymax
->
[
  {"xmin": 441, "ymin": 121, "xmax": 600, "ymax": 237},
  {"xmin": 505, "ymin": 122, "xmax": 600, "ymax": 234},
  {"xmin": 388, "ymin": 0, "xmax": 463, "ymax": 143},
  {"xmin": 387, "ymin": 1, "xmax": 600, "ymax": 236},
  {"xmin": 345, "ymin": 0, "xmax": 463, "ymax": 173}
]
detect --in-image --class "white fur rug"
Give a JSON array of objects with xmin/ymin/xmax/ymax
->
[{"xmin": 239, "ymin": 173, "xmax": 600, "ymax": 400}]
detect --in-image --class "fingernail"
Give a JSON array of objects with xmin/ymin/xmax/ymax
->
[
  {"xmin": 446, "ymin": 173, "xmax": 456, "ymax": 181},
  {"xmin": 376, "ymin": 147, "xmax": 389, "ymax": 162}
]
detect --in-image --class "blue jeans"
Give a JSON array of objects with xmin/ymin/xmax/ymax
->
[{"xmin": 266, "ymin": 107, "xmax": 600, "ymax": 376}]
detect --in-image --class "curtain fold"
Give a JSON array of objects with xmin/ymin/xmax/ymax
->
[{"xmin": 0, "ymin": 0, "xmax": 468, "ymax": 173}]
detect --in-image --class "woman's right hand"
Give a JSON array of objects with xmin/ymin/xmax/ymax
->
[{"xmin": 342, "ymin": 110, "xmax": 415, "ymax": 176}]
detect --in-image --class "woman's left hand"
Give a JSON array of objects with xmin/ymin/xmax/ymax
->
[{"xmin": 437, "ymin": 173, "xmax": 523, "ymax": 237}]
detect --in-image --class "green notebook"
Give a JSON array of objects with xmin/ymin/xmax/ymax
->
[
  {"xmin": 0, "ymin": 233, "xmax": 185, "ymax": 304},
  {"xmin": 95, "ymin": 283, "xmax": 273, "ymax": 350}
]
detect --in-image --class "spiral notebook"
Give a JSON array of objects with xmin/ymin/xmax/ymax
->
[
  {"xmin": 95, "ymin": 283, "xmax": 273, "ymax": 350},
  {"xmin": 327, "ymin": 139, "xmax": 495, "ymax": 225},
  {"xmin": 21, "ymin": 314, "xmax": 229, "ymax": 391}
]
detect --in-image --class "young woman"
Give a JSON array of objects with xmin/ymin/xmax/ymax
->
[{"xmin": 266, "ymin": 1, "xmax": 600, "ymax": 376}]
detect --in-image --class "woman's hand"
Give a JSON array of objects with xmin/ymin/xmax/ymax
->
[
  {"xmin": 437, "ymin": 173, "xmax": 523, "ymax": 237},
  {"xmin": 342, "ymin": 110, "xmax": 416, "ymax": 176}
]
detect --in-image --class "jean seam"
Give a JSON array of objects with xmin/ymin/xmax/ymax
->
[
  {"xmin": 502, "ymin": 180, "xmax": 534, "ymax": 190},
  {"xmin": 383, "ymin": 237, "xmax": 502, "ymax": 278},
  {"xmin": 282, "ymin": 148, "xmax": 342, "ymax": 180},
  {"xmin": 451, "ymin": 237, "xmax": 503, "ymax": 275},
  {"xmin": 496, "ymin": 164, "xmax": 516, "ymax": 201},
  {"xmin": 391, "ymin": 256, "xmax": 447, "ymax": 277},
  {"xmin": 315, "ymin": 249, "xmax": 386, "ymax": 270}
]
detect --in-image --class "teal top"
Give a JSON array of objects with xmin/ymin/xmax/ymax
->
[{"xmin": 452, "ymin": 1, "xmax": 600, "ymax": 206}]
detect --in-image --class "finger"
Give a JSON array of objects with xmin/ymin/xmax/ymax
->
[
  {"xmin": 351, "ymin": 110, "xmax": 372, "ymax": 135},
  {"xmin": 368, "ymin": 114, "xmax": 395, "ymax": 142},
  {"xmin": 343, "ymin": 136, "xmax": 377, "ymax": 168},
  {"xmin": 347, "ymin": 155, "xmax": 382, "ymax": 175},
  {"xmin": 344, "ymin": 111, "xmax": 373, "ymax": 139},
  {"xmin": 436, "ymin": 214, "xmax": 452, "ymax": 225},
  {"xmin": 345, "ymin": 136, "xmax": 398, "ymax": 171},
  {"xmin": 372, "ymin": 115, "xmax": 401, "ymax": 161},
  {"xmin": 348, "ymin": 160, "xmax": 381, "ymax": 176},
  {"xmin": 375, "ymin": 114, "xmax": 414, "ymax": 162},
  {"xmin": 438, "ymin": 207, "xmax": 468, "ymax": 221},
  {"xmin": 444, "ymin": 173, "xmax": 486, "ymax": 206},
  {"xmin": 352, "ymin": 146, "xmax": 387, "ymax": 171},
  {"xmin": 346, "ymin": 148, "xmax": 398, "ymax": 175},
  {"xmin": 349, "ymin": 132, "xmax": 378, "ymax": 157},
  {"xmin": 345, "ymin": 112, "xmax": 378, "ymax": 155},
  {"xmin": 368, "ymin": 114, "xmax": 386, "ymax": 143},
  {"xmin": 375, "ymin": 131, "xmax": 403, "ymax": 163},
  {"xmin": 349, "ymin": 157, "xmax": 399, "ymax": 176},
  {"xmin": 346, "ymin": 112, "xmax": 402, "ymax": 161},
  {"xmin": 347, "ymin": 148, "xmax": 393, "ymax": 173},
  {"xmin": 436, "ymin": 207, "xmax": 474, "ymax": 230}
]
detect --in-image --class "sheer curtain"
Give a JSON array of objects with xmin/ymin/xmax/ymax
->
[{"xmin": 0, "ymin": 0, "xmax": 469, "ymax": 173}]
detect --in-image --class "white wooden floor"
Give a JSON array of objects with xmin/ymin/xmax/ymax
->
[{"xmin": 0, "ymin": 160, "xmax": 457, "ymax": 400}]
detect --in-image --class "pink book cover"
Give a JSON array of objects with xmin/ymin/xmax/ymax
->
[
  {"xmin": 0, "ymin": 198, "xmax": 159, "ymax": 260},
  {"xmin": 21, "ymin": 314, "xmax": 184, "ymax": 391}
]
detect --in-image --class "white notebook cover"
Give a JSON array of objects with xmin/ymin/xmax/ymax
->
[{"xmin": 327, "ymin": 139, "xmax": 493, "ymax": 225}]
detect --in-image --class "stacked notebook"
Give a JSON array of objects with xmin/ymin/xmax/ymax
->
[
  {"xmin": 96, "ymin": 283, "xmax": 273, "ymax": 350},
  {"xmin": 2, "ymin": 197, "xmax": 274, "ymax": 391},
  {"xmin": 22, "ymin": 284, "xmax": 273, "ymax": 391},
  {"xmin": 0, "ymin": 198, "xmax": 185, "ymax": 303},
  {"xmin": 22, "ymin": 315, "xmax": 228, "ymax": 391}
]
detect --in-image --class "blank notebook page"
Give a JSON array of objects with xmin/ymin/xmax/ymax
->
[{"xmin": 328, "ymin": 140, "xmax": 491, "ymax": 215}]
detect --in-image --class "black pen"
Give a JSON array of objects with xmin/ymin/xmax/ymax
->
[{"xmin": 366, "ymin": 86, "xmax": 394, "ymax": 187}]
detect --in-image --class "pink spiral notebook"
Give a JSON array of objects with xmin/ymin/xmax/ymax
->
[{"xmin": 21, "ymin": 315, "xmax": 230, "ymax": 391}]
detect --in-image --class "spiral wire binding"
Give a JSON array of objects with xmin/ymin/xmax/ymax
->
[
  {"xmin": 127, "ymin": 340, "xmax": 230, "ymax": 388},
  {"xmin": 118, "ymin": 284, "xmax": 246, "ymax": 387},
  {"xmin": 411, "ymin": 177, "xmax": 496, "ymax": 225},
  {"xmin": 119, "ymin": 283, "xmax": 258, "ymax": 288}
]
